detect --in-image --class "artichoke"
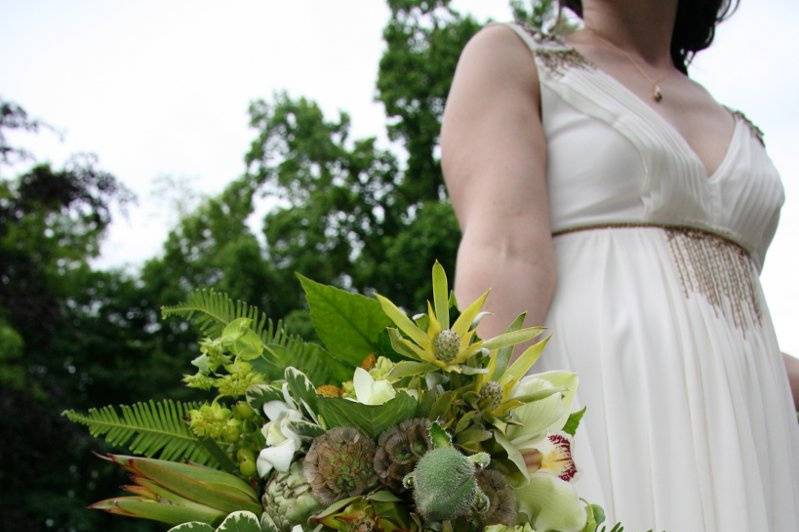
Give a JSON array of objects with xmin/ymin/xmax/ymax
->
[
  {"xmin": 374, "ymin": 418, "xmax": 433, "ymax": 492},
  {"xmin": 303, "ymin": 426, "xmax": 378, "ymax": 505},
  {"xmin": 261, "ymin": 461, "xmax": 322, "ymax": 531}
]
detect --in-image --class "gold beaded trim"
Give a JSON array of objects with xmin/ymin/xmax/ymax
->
[
  {"xmin": 552, "ymin": 223, "xmax": 763, "ymax": 335},
  {"xmin": 516, "ymin": 22, "xmax": 592, "ymax": 79},
  {"xmin": 723, "ymin": 105, "xmax": 765, "ymax": 147}
]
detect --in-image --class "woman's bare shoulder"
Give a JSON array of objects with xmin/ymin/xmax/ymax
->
[{"xmin": 454, "ymin": 22, "xmax": 542, "ymax": 97}]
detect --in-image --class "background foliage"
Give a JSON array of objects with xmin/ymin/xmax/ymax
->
[{"xmin": 0, "ymin": 1, "xmax": 552, "ymax": 530}]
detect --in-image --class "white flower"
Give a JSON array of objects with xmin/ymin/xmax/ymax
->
[
  {"xmin": 506, "ymin": 371, "xmax": 579, "ymax": 448},
  {"xmin": 514, "ymin": 470, "xmax": 587, "ymax": 532},
  {"xmin": 520, "ymin": 431, "xmax": 578, "ymax": 482},
  {"xmin": 256, "ymin": 398, "xmax": 303, "ymax": 478},
  {"xmin": 351, "ymin": 367, "xmax": 396, "ymax": 405}
]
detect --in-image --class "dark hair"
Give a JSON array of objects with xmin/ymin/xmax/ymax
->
[{"xmin": 558, "ymin": 0, "xmax": 741, "ymax": 75}]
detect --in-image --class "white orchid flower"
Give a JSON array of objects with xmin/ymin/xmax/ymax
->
[
  {"xmin": 521, "ymin": 431, "xmax": 578, "ymax": 482},
  {"xmin": 514, "ymin": 470, "xmax": 587, "ymax": 532},
  {"xmin": 256, "ymin": 398, "xmax": 303, "ymax": 478},
  {"xmin": 506, "ymin": 371, "xmax": 579, "ymax": 448},
  {"xmin": 351, "ymin": 367, "xmax": 396, "ymax": 406}
]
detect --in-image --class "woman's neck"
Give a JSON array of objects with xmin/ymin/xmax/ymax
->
[{"xmin": 575, "ymin": 0, "xmax": 678, "ymax": 69}]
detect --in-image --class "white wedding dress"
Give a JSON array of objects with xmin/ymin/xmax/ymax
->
[{"xmin": 490, "ymin": 21, "xmax": 799, "ymax": 531}]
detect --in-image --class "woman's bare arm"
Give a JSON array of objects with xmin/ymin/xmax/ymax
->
[{"xmin": 440, "ymin": 24, "xmax": 556, "ymax": 361}]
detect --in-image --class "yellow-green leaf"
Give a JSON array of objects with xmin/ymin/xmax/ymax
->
[
  {"xmin": 451, "ymin": 288, "xmax": 490, "ymax": 337},
  {"xmin": 375, "ymin": 294, "xmax": 430, "ymax": 349},
  {"xmin": 432, "ymin": 260, "xmax": 450, "ymax": 330}
]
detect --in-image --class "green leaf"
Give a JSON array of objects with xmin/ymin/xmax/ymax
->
[
  {"xmin": 62, "ymin": 400, "xmax": 216, "ymax": 466},
  {"xmin": 221, "ymin": 318, "xmax": 264, "ymax": 360},
  {"xmin": 168, "ymin": 523, "xmax": 215, "ymax": 532},
  {"xmin": 432, "ymin": 260, "xmax": 450, "ymax": 330},
  {"xmin": 493, "ymin": 312, "xmax": 528, "ymax": 380},
  {"xmin": 428, "ymin": 391, "xmax": 456, "ymax": 420},
  {"xmin": 386, "ymin": 327, "xmax": 426, "ymax": 361},
  {"xmin": 245, "ymin": 383, "xmax": 284, "ymax": 413},
  {"xmin": 262, "ymin": 342, "xmax": 350, "ymax": 385},
  {"xmin": 216, "ymin": 511, "xmax": 262, "ymax": 532},
  {"xmin": 285, "ymin": 367, "xmax": 319, "ymax": 419},
  {"xmin": 563, "ymin": 406, "xmax": 587, "ymax": 436},
  {"xmin": 481, "ymin": 326, "xmax": 545, "ymax": 350},
  {"xmin": 429, "ymin": 421, "xmax": 452, "ymax": 447},
  {"xmin": 368, "ymin": 490, "xmax": 402, "ymax": 503},
  {"xmin": 287, "ymin": 419, "xmax": 325, "ymax": 440},
  {"xmin": 296, "ymin": 272, "xmax": 394, "ymax": 366},
  {"xmin": 315, "ymin": 392, "xmax": 418, "ymax": 439},
  {"xmin": 494, "ymin": 430, "xmax": 529, "ymax": 480},
  {"xmin": 374, "ymin": 294, "xmax": 429, "ymax": 350},
  {"xmin": 500, "ymin": 334, "xmax": 551, "ymax": 390},
  {"xmin": 388, "ymin": 361, "xmax": 436, "ymax": 380}
]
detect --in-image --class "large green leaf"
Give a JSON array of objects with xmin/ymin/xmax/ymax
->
[
  {"xmin": 62, "ymin": 399, "xmax": 216, "ymax": 466},
  {"xmin": 296, "ymin": 272, "xmax": 394, "ymax": 366},
  {"xmin": 316, "ymin": 392, "xmax": 418, "ymax": 439}
]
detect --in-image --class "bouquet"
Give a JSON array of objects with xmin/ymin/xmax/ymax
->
[{"xmin": 64, "ymin": 260, "xmax": 622, "ymax": 531}]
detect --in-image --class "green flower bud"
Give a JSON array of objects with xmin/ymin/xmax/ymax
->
[
  {"xmin": 239, "ymin": 457, "xmax": 256, "ymax": 477},
  {"xmin": 478, "ymin": 381, "xmax": 503, "ymax": 411},
  {"xmin": 410, "ymin": 447, "xmax": 483, "ymax": 522},
  {"xmin": 222, "ymin": 418, "xmax": 242, "ymax": 443},
  {"xmin": 233, "ymin": 400, "xmax": 255, "ymax": 420},
  {"xmin": 433, "ymin": 329, "xmax": 460, "ymax": 362},
  {"xmin": 188, "ymin": 403, "xmax": 232, "ymax": 439}
]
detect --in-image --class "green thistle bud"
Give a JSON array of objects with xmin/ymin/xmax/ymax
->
[
  {"xmin": 478, "ymin": 381, "xmax": 503, "ymax": 411},
  {"xmin": 433, "ymin": 329, "xmax": 460, "ymax": 362}
]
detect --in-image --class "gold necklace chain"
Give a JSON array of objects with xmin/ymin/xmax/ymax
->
[{"xmin": 585, "ymin": 27, "xmax": 672, "ymax": 103}]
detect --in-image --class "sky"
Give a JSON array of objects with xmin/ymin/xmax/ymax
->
[{"xmin": 1, "ymin": 0, "xmax": 798, "ymax": 354}]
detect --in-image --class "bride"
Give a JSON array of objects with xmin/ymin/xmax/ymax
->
[{"xmin": 440, "ymin": 0, "xmax": 799, "ymax": 530}]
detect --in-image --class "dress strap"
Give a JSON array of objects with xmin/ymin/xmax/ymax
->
[
  {"xmin": 722, "ymin": 105, "xmax": 766, "ymax": 147},
  {"xmin": 486, "ymin": 21, "xmax": 592, "ymax": 80}
]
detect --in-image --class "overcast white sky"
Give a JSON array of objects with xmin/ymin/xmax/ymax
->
[{"xmin": 1, "ymin": 0, "xmax": 797, "ymax": 354}]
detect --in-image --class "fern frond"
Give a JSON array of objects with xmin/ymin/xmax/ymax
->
[
  {"xmin": 62, "ymin": 399, "xmax": 216, "ymax": 466},
  {"xmin": 162, "ymin": 288, "xmax": 354, "ymax": 384},
  {"xmin": 161, "ymin": 288, "xmax": 282, "ymax": 342}
]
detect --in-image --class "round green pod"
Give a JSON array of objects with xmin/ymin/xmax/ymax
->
[{"xmin": 411, "ymin": 447, "xmax": 478, "ymax": 522}]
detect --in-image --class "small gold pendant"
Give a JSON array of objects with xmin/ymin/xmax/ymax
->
[{"xmin": 653, "ymin": 85, "xmax": 663, "ymax": 102}]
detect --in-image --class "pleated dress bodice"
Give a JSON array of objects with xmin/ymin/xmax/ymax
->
[{"xmin": 490, "ymin": 20, "xmax": 785, "ymax": 274}]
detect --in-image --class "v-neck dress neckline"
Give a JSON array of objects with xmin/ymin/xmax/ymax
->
[{"xmin": 555, "ymin": 34, "xmax": 742, "ymax": 183}]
